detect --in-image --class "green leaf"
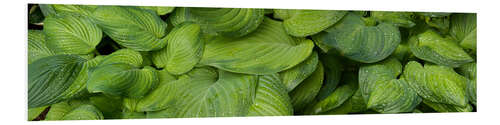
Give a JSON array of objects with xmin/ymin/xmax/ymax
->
[
  {"xmin": 99, "ymin": 49, "xmax": 143, "ymax": 67},
  {"xmin": 450, "ymin": 13, "xmax": 477, "ymax": 51},
  {"xmin": 28, "ymin": 55, "xmax": 86, "ymax": 108},
  {"xmin": 152, "ymin": 23, "xmax": 204, "ymax": 74},
  {"xmin": 422, "ymin": 100, "xmax": 473, "ymax": 112},
  {"xmin": 457, "ymin": 62, "xmax": 477, "ymax": 106},
  {"xmin": 305, "ymin": 73, "xmax": 358, "ymax": 115},
  {"xmin": 62, "ymin": 104, "xmax": 104, "ymax": 120},
  {"xmin": 139, "ymin": 6, "xmax": 175, "ymax": 15},
  {"xmin": 28, "ymin": 106, "xmax": 48, "ymax": 121},
  {"xmin": 372, "ymin": 11, "xmax": 416, "ymax": 28},
  {"xmin": 416, "ymin": 12, "xmax": 451, "ymax": 17},
  {"xmin": 424, "ymin": 16, "xmax": 450, "ymax": 33},
  {"xmin": 129, "ymin": 69, "xmax": 178, "ymax": 112},
  {"xmin": 403, "ymin": 61, "xmax": 469, "ymax": 107},
  {"xmin": 279, "ymin": 9, "xmax": 347, "ymax": 37},
  {"xmin": 44, "ymin": 14, "xmax": 102, "ymax": 55},
  {"xmin": 315, "ymin": 53, "xmax": 344, "ymax": 100},
  {"xmin": 409, "ymin": 30, "xmax": 473, "ymax": 67},
  {"xmin": 319, "ymin": 13, "xmax": 401, "ymax": 63},
  {"xmin": 89, "ymin": 94, "xmax": 123, "ymax": 119},
  {"xmin": 247, "ymin": 74, "xmax": 294, "ymax": 116},
  {"xmin": 92, "ymin": 6, "xmax": 168, "ymax": 51},
  {"xmin": 290, "ymin": 62, "xmax": 324, "ymax": 113},
  {"xmin": 45, "ymin": 99, "xmax": 91, "ymax": 120},
  {"xmin": 28, "ymin": 30, "xmax": 55, "ymax": 64},
  {"xmin": 279, "ymin": 51, "xmax": 319, "ymax": 92},
  {"xmin": 359, "ymin": 58, "xmax": 421, "ymax": 113},
  {"xmin": 87, "ymin": 64, "xmax": 159, "ymax": 98},
  {"xmin": 51, "ymin": 4, "xmax": 97, "ymax": 16},
  {"xmin": 170, "ymin": 7, "xmax": 264, "ymax": 38},
  {"xmin": 200, "ymin": 18, "xmax": 314, "ymax": 75}
]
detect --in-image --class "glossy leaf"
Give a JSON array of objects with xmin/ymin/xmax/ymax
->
[
  {"xmin": 28, "ymin": 106, "xmax": 48, "ymax": 121},
  {"xmin": 152, "ymin": 23, "xmax": 203, "ymax": 74},
  {"xmin": 28, "ymin": 30, "xmax": 55, "ymax": 64},
  {"xmin": 416, "ymin": 12, "xmax": 451, "ymax": 17},
  {"xmin": 44, "ymin": 14, "xmax": 102, "ymax": 55},
  {"xmin": 409, "ymin": 30, "xmax": 473, "ymax": 67},
  {"xmin": 290, "ymin": 62, "xmax": 324, "ymax": 113},
  {"xmin": 87, "ymin": 64, "xmax": 159, "ymax": 98},
  {"xmin": 93, "ymin": 6, "xmax": 168, "ymax": 51},
  {"xmin": 450, "ymin": 13, "xmax": 477, "ymax": 51},
  {"xmin": 51, "ymin": 4, "xmax": 97, "ymax": 16},
  {"xmin": 423, "ymin": 100, "xmax": 473, "ymax": 112},
  {"xmin": 99, "ymin": 49, "xmax": 143, "ymax": 67},
  {"xmin": 89, "ymin": 94, "xmax": 123, "ymax": 119},
  {"xmin": 305, "ymin": 73, "xmax": 358, "ymax": 115},
  {"xmin": 318, "ymin": 13, "xmax": 401, "ymax": 63},
  {"xmin": 62, "ymin": 105, "xmax": 104, "ymax": 120},
  {"xmin": 45, "ymin": 99, "xmax": 91, "ymax": 120},
  {"xmin": 457, "ymin": 62, "xmax": 477, "ymax": 106},
  {"xmin": 277, "ymin": 9, "xmax": 347, "ymax": 37},
  {"xmin": 130, "ymin": 69, "xmax": 178, "ymax": 112},
  {"xmin": 279, "ymin": 51, "xmax": 319, "ymax": 92},
  {"xmin": 170, "ymin": 7, "xmax": 264, "ymax": 38},
  {"xmin": 139, "ymin": 6, "xmax": 175, "ymax": 15},
  {"xmin": 372, "ymin": 11, "xmax": 415, "ymax": 28},
  {"xmin": 403, "ymin": 61, "xmax": 468, "ymax": 107},
  {"xmin": 315, "ymin": 53, "xmax": 343, "ymax": 100},
  {"xmin": 247, "ymin": 74, "xmax": 293, "ymax": 116},
  {"xmin": 200, "ymin": 18, "xmax": 314, "ymax": 75}
]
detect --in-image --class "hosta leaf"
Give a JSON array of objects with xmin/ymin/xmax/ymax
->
[
  {"xmin": 316, "ymin": 53, "xmax": 343, "ymax": 100},
  {"xmin": 425, "ymin": 16, "xmax": 450, "ymax": 33},
  {"xmin": 62, "ymin": 104, "xmax": 104, "ymax": 120},
  {"xmin": 457, "ymin": 63, "xmax": 477, "ymax": 106},
  {"xmin": 247, "ymin": 74, "xmax": 293, "ymax": 116},
  {"xmin": 403, "ymin": 61, "xmax": 468, "ymax": 107},
  {"xmin": 45, "ymin": 99, "xmax": 91, "ymax": 120},
  {"xmin": 409, "ymin": 30, "xmax": 473, "ymax": 67},
  {"xmin": 89, "ymin": 94, "xmax": 123, "ymax": 119},
  {"xmin": 28, "ymin": 30, "xmax": 55, "ymax": 64},
  {"xmin": 99, "ymin": 49, "xmax": 143, "ymax": 67},
  {"xmin": 416, "ymin": 12, "xmax": 451, "ymax": 17},
  {"xmin": 279, "ymin": 9, "xmax": 347, "ymax": 37},
  {"xmin": 173, "ymin": 68, "xmax": 258, "ymax": 117},
  {"xmin": 279, "ymin": 51, "xmax": 319, "ymax": 92},
  {"xmin": 305, "ymin": 73, "xmax": 357, "ymax": 115},
  {"xmin": 200, "ymin": 18, "xmax": 314, "ymax": 75},
  {"xmin": 319, "ymin": 13, "xmax": 401, "ymax": 63},
  {"xmin": 44, "ymin": 14, "xmax": 102, "ymax": 55},
  {"xmin": 131, "ymin": 69, "xmax": 178, "ymax": 112},
  {"xmin": 152, "ymin": 23, "xmax": 203, "ymax": 74},
  {"xmin": 359, "ymin": 58, "xmax": 421, "ymax": 113},
  {"xmin": 290, "ymin": 62, "xmax": 324, "ymax": 113},
  {"xmin": 28, "ymin": 106, "xmax": 48, "ymax": 121},
  {"xmin": 51, "ymin": 4, "xmax": 97, "ymax": 16},
  {"xmin": 121, "ymin": 110, "xmax": 147, "ymax": 119},
  {"xmin": 93, "ymin": 6, "xmax": 168, "ymax": 51},
  {"xmin": 87, "ymin": 64, "xmax": 159, "ymax": 98},
  {"xmin": 372, "ymin": 11, "xmax": 415, "ymax": 28},
  {"xmin": 139, "ymin": 6, "xmax": 175, "ymax": 15},
  {"xmin": 170, "ymin": 7, "xmax": 264, "ymax": 38},
  {"xmin": 146, "ymin": 108, "xmax": 176, "ymax": 118},
  {"xmin": 450, "ymin": 13, "xmax": 477, "ymax": 51},
  {"xmin": 423, "ymin": 100, "xmax": 473, "ymax": 112},
  {"xmin": 28, "ymin": 55, "xmax": 86, "ymax": 108}
]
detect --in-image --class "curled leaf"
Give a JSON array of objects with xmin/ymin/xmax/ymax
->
[
  {"xmin": 279, "ymin": 51, "xmax": 319, "ymax": 92},
  {"xmin": 131, "ymin": 69, "xmax": 178, "ymax": 112},
  {"xmin": 290, "ymin": 62, "xmax": 324, "ymax": 113},
  {"xmin": 62, "ymin": 105, "xmax": 104, "ymax": 120},
  {"xmin": 305, "ymin": 73, "xmax": 357, "ymax": 115},
  {"xmin": 279, "ymin": 9, "xmax": 347, "ymax": 37},
  {"xmin": 247, "ymin": 74, "xmax": 293, "ymax": 116}
]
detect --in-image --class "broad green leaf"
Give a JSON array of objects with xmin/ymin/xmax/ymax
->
[
  {"xmin": 173, "ymin": 68, "xmax": 258, "ymax": 117},
  {"xmin": 450, "ymin": 13, "xmax": 477, "ymax": 51},
  {"xmin": 89, "ymin": 94, "xmax": 123, "ymax": 119},
  {"xmin": 140, "ymin": 51, "xmax": 154, "ymax": 67},
  {"xmin": 318, "ymin": 13, "xmax": 401, "ymax": 63},
  {"xmin": 45, "ymin": 99, "xmax": 91, "ymax": 120},
  {"xmin": 170, "ymin": 7, "xmax": 264, "ymax": 38},
  {"xmin": 146, "ymin": 108, "xmax": 176, "ymax": 118},
  {"xmin": 457, "ymin": 62, "xmax": 477, "ymax": 106},
  {"xmin": 44, "ymin": 14, "xmax": 102, "ymax": 55},
  {"xmin": 51, "ymin": 4, "xmax": 97, "ymax": 16},
  {"xmin": 372, "ymin": 11, "xmax": 415, "ymax": 28},
  {"xmin": 390, "ymin": 43, "xmax": 411, "ymax": 62},
  {"xmin": 28, "ymin": 55, "xmax": 86, "ymax": 108},
  {"xmin": 409, "ymin": 30, "xmax": 473, "ymax": 67},
  {"xmin": 247, "ymin": 74, "xmax": 293, "ymax": 116},
  {"xmin": 278, "ymin": 9, "xmax": 347, "ymax": 37},
  {"xmin": 28, "ymin": 106, "xmax": 48, "ymax": 121},
  {"xmin": 311, "ymin": 32, "xmax": 331, "ymax": 53},
  {"xmin": 93, "ymin": 6, "xmax": 168, "ymax": 51},
  {"xmin": 403, "ymin": 61, "xmax": 469, "ymax": 107},
  {"xmin": 39, "ymin": 4, "xmax": 57, "ymax": 17},
  {"xmin": 315, "ymin": 53, "xmax": 343, "ymax": 100},
  {"xmin": 416, "ymin": 12, "xmax": 451, "ymax": 17},
  {"xmin": 121, "ymin": 110, "xmax": 147, "ymax": 119},
  {"xmin": 99, "ymin": 49, "xmax": 143, "ymax": 67},
  {"xmin": 279, "ymin": 51, "xmax": 319, "ymax": 92},
  {"xmin": 62, "ymin": 104, "xmax": 104, "ymax": 120},
  {"xmin": 152, "ymin": 23, "xmax": 203, "ymax": 74},
  {"xmin": 129, "ymin": 69, "xmax": 178, "ymax": 112},
  {"xmin": 290, "ymin": 62, "xmax": 324, "ymax": 113},
  {"xmin": 305, "ymin": 73, "xmax": 358, "ymax": 115},
  {"xmin": 28, "ymin": 30, "xmax": 55, "ymax": 64},
  {"xmin": 200, "ymin": 18, "xmax": 314, "ymax": 75},
  {"xmin": 139, "ymin": 6, "xmax": 175, "ymax": 15},
  {"xmin": 359, "ymin": 58, "xmax": 421, "ymax": 113},
  {"xmin": 423, "ymin": 100, "xmax": 473, "ymax": 112},
  {"xmin": 87, "ymin": 64, "xmax": 159, "ymax": 98},
  {"xmin": 425, "ymin": 16, "xmax": 450, "ymax": 33}
]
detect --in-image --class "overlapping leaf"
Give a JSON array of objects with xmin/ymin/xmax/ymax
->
[
  {"xmin": 89, "ymin": 94, "xmax": 123, "ymax": 119},
  {"xmin": 28, "ymin": 106, "xmax": 48, "ymax": 120},
  {"xmin": 61, "ymin": 105, "xmax": 104, "ymax": 120},
  {"xmin": 457, "ymin": 62, "xmax": 477, "ymax": 106},
  {"xmin": 92, "ymin": 6, "xmax": 168, "ymax": 51},
  {"xmin": 450, "ymin": 13, "xmax": 477, "ymax": 51},
  {"xmin": 152, "ymin": 23, "xmax": 203, "ymax": 74},
  {"xmin": 99, "ymin": 49, "xmax": 143, "ymax": 67},
  {"xmin": 409, "ymin": 30, "xmax": 473, "ymax": 67},
  {"xmin": 126, "ymin": 69, "xmax": 178, "ymax": 112},
  {"xmin": 315, "ymin": 53, "xmax": 344, "ymax": 100},
  {"xmin": 317, "ymin": 13, "xmax": 401, "ymax": 63},
  {"xmin": 372, "ymin": 11, "xmax": 416, "ymax": 28},
  {"xmin": 289, "ymin": 62, "xmax": 324, "ymax": 113},
  {"xmin": 274, "ymin": 9, "xmax": 347, "ymax": 37},
  {"xmin": 170, "ymin": 7, "xmax": 264, "ymax": 38},
  {"xmin": 403, "ymin": 61, "xmax": 469, "ymax": 108},
  {"xmin": 139, "ymin": 6, "xmax": 175, "ymax": 15},
  {"xmin": 200, "ymin": 18, "xmax": 314, "ymax": 75},
  {"xmin": 44, "ymin": 13, "xmax": 102, "ymax": 55},
  {"xmin": 279, "ymin": 51, "xmax": 319, "ymax": 92},
  {"xmin": 45, "ymin": 99, "xmax": 93, "ymax": 120},
  {"xmin": 247, "ymin": 74, "xmax": 293, "ymax": 116},
  {"xmin": 28, "ymin": 30, "xmax": 55, "ymax": 64},
  {"xmin": 305, "ymin": 73, "xmax": 358, "ymax": 115}
]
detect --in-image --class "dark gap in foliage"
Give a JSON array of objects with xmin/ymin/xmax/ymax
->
[
  {"xmin": 95, "ymin": 36, "xmax": 121, "ymax": 55},
  {"xmin": 33, "ymin": 106, "xmax": 51, "ymax": 121}
]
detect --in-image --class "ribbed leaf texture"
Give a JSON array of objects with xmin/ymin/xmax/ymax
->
[
  {"xmin": 275, "ymin": 9, "xmax": 347, "ymax": 37},
  {"xmin": 289, "ymin": 62, "xmax": 324, "ymax": 113},
  {"xmin": 279, "ymin": 51, "xmax": 319, "ymax": 92},
  {"xmin": 450, "ymin": 13, "xmax": 477, "ymax": 51},
  {"xmin": 247, "ymin": 74, "xmax": 294, "ymax": 116},
  {"xmin": 372, "ymin": 11, "xmax": 415, "ymax": 28},
  {"xmin": 28, "ymin": 30, "xmax": 55, "ymax": 64}
]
